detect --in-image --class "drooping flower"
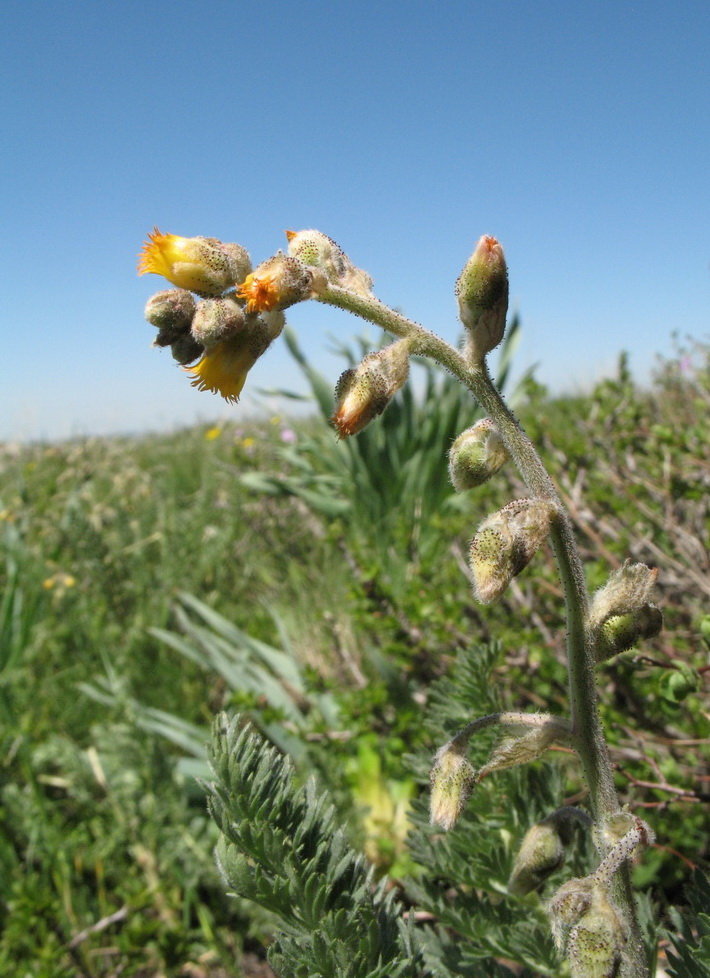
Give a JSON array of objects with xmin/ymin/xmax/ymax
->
[
  {"xmin": 138, "ymin": 228, "xmax": 249, "ymax": 295},
  {"xmin": 187, "ymin": 340, "xmax": 255, "ymax": 403},
  {"xmin": 185, "ymin": 311, "xmax": 285, "ymax": 403}
]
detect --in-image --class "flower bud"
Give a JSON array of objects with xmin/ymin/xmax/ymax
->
[
  {"xmin": 589, "ymin": 561, "xmax": 658, "ymax": 629},
  {"xmin": 565, "ymin": 888, "xmax": 627, "ymax": 978},
  {"xmin": 508, "ymin": 808, "xmax": 590, "ymax": 896},
  {"xmin": 285, "ymin": 229, "xmax": 373, "ymax": 296},
  {"xmin": 186, "ymin": 311, "xmax": 282, "ymax": 402},
  {"xmin": 469, "ymin": 498, "xmax": 556, "ymax": 604},
  {"xmin": 170, "ymin": 334, "xmax": 203, "ymax": 365},
  {"xmin": 509, "ymin": 821, "xmax": 566, "ymax": 896},
  {"xmin": 331, "ymin": 339, "xmax": 411, "ymax": 437},
  {"xmin": 138, "ymin": 228, "xmax": 249, "ymax": 295},
  {"xmin": 190, "ymin": 296, "xmax": 246, "ymax": 352},
  {"xmin": 429, "ymin": 742, "xmax": 476, "ymax": 831},
  {"xmin": 455, "ymin": 235, "xmax": 509, "ymax": 362},
  {"xmin": 548, "ymin": 877, "xmax": 595, "ymax": 944},
  {"xmin": 219, "ymin": 242, "xmax": 253, "ymax": 286},
  {"xmin": 595, "ymin": 605, "xmax": 663, "ymax": 661},
  {"xmin": 448, "ymin": 419, "xmax": 509, "ymax": 491},
  {"xmin": 144, "ymin": 289, "xmax": 197, "ymax": 340},
  {"xmin": 237, "ymin": 252, "xmax": 324, "ymax": 313}
]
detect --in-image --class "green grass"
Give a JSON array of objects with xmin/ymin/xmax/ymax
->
[{"xmin": 0, "ymin": 339, "xmax": 708, "ymax": 975}]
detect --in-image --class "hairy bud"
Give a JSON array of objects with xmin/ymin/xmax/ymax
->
[
  {"xmin": 286, "ymin": 228, "xmax": 374, "ymax": 296},
  {"xmin": 595, "ymin": 605, "xmax": 663, "ymax": 661},
  {"xmin": 190, "ymin": 296, "xmax": 246, "ymax": 352},
  {"xmin": 332, "ymin": 339, "xmax": 411, "ymax": 437},
  {"xmin": 238, "ymin": 252, "xmax": 324, "ymax": 313},
  {"xmin": 455, "ymin": 235, "xmax": 509, "ymax": 362},
  {"xmin": 429, "ymin": 742, "xmax": 476, "ymax": 831},
  {"xmin": 138, "ymin": 228, "xmax": 249, "ymax": 295},
  {"xmin": 509, "ymin": 808, "xmax": 591, "ymax": 896},
  {"xmin": 145, "ymin": 289, "xmax": 197, "ymax": 344},
  {"xmin": 448, "ymin": 419, "xmax": 509, "ymax": 491},
  {"xmin": 566, "ymin": 888, "xmax": 628, "ymax": 978},
  {"xmin": 477, "ymin": 718, "xmax": 568, "ymax": 783},
  {"xmin": 169, "ymin": 333, "xmax": 203, "ymax": 365},
  {"xmin": 469, "ymin": 498, "xmax": 556, "ymax": 604},
  {"xmin": 590, "ymin": 561, "xmax": 658, "ymax": 628}
]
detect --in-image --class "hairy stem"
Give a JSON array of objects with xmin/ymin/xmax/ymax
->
[{"xmin": 317, "ymin": 284, "xmax": 648, "ymax": 977}]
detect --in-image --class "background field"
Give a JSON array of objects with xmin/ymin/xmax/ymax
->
[{"xmin": 1, "ymin": 336, "xmax": 708, "ymax": 977}]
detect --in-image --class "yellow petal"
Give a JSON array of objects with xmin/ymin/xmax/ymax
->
[{"xmin": 186, "ymin": 338, "xmax": 256, "ymax": 403}]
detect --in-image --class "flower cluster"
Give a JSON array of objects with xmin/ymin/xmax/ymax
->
[{"xmin": 138, "ymin": 230, "xmax": 326, "ymax": 402}]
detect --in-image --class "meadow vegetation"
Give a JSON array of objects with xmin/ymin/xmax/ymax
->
[{"xmin": 0, "ymin": 336, "xmax": 708, "ymax": 977}]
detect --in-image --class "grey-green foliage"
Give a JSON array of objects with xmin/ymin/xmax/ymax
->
[
  {"xmin": 666, "ymin": 871, "xmax": 710, "ymax": 977},
  {"xmin": 205, "ymin": 713, "xmax": 422, "ymax": 978},
  {"xmin": 405, "ymin": 641, "xmax": 569, "ymax": 978},
  {"xmin": 204, "ymin": 642, "xmax": 614, "ymax": 978}
]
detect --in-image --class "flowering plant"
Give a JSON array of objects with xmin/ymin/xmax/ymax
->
[{"xmin": 139, "ymin": 227, "xmax": 666, "ymax": 978}]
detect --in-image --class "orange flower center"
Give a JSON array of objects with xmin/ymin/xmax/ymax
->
[{"xmin": 237, "ymin": 273, "xmax": 280, "ymax": 313}]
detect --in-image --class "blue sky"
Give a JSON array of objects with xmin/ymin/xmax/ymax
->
[{"xmin": 2, "ymin": 0, "xmax": 708, "ymax": 441}]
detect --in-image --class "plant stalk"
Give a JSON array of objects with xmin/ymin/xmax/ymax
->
[{"xmin": 318, "ymin": 285, "xmax": 649, "ymax": 978}]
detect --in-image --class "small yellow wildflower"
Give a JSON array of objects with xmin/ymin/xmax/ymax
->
[
  {"xmin": 138, "ymin": 228, "xmax": 238, "ymax": 295},
  {"xmin": 204, "ymin": 426, "xmax": 222, "ymax": 441},
  {"xmin": 187, "ymin": 339, "xmax": 256, "ymax": 403}
]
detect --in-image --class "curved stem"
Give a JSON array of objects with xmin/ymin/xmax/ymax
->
[{"xmin": 317, "ymin": 285, "xmax": 648, "ymax": 977}]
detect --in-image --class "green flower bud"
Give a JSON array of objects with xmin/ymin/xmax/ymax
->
[
  {"xmin": 190, "ymin": 296, "xmax": 246, "ymax": 351},
  {"xmin": 331, "ymin": 339, "xmax": 411, "ymax": 437},
  {"xmin": 548, "ymin": 876, "xmax": 596, "ymax": 943},
  {"xmin": 477, "ymin": 718, "xmax": 568, "ymax": 783},
  {"xmin": 659, "ymin": 662, "xmax": 700, "ymax": 704},
  {"xmin": 170, "ymin": 334, "xmax": 203, "ymax": 365},
  {"xmin": 429, "ymin": 742, "xmax": 476, "ymax": 831},
  {"xmin": 509, "ymin": 808, "xmax": 590, "ymax": 896},
  {"xmin": 448, "ymin": 419, "xmax": 509, "ymax": 491},
  {"xmin": 595, "ymin": 604, "xmax": 663, "ymax": 661},
  {"xmin": 469, "ymin": 498, "xmax": 556, "ymax": 604},
  {"xmin": 285, "ymin": 228, "xmax": 374, "ymax": 296},
  {"xmin": 455, "ymin": 235, "xmax": 509, "ymax": 362},
  {"xmin": 509, "ymin": 821, "xmax": 566, "ymax": 896},
  {"xmin": 566, "ymin": 888, "xmax": 627, "ymax": 978},
  {"xmin": 145, "ymin": 289, "xmax": 197, "ymax": 344}
]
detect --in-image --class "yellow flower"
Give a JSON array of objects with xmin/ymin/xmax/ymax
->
[
  {"xmin": 137, "ymin": 228, "xmax": 237, "ymax": 295},
  {"xmin": 187, "ymin": 338, "xmax": 257, "ymax": 403},
  {"xmin": 237, "ymin": 271, "xmax": 280, "ymax": 313}
]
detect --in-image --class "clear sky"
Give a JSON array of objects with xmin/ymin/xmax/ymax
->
[{"xmin": 2, "ymin": 0, "xmax": 708, "ymax": 442}]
